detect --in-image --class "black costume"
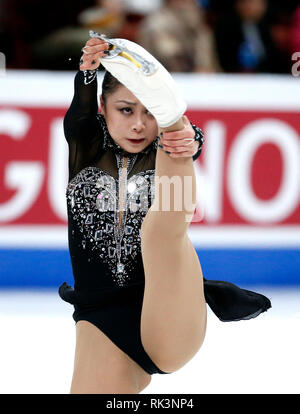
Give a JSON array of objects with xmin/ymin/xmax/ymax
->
[{"xmin": 59, "ymin": 70, "xmax": 271, "ymax": 375}]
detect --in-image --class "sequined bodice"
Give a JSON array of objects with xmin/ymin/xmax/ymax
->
[{"xmin": 67, "ymin": 158, "xmax": 155, "ymax": 290}]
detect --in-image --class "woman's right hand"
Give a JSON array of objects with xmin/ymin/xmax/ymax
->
[{"xmin": 79, "ymin": 37, "xmax": 109, "ymax": 71}]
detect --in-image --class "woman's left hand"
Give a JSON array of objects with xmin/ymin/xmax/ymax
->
[
  {"xmin": 80, "ymin": 37, "xmax": 109, "ymax": 71},
  {"xmin": 160, "ymin": 116, "xmax": 199, "ymax": 158}
]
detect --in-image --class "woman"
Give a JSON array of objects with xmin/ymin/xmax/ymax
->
[{"xmin": 59, "ymin": 34, "xmax": 271, "ymax": 394}]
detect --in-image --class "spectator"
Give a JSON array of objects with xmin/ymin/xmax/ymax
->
[
  {"xmin": 78, "ymin": 0, "xmax": 124, "ymax": 37},
  {"xmin": 291, "ymin": 5, "xmax": 300, "ymax": 53},
  {"xmin": 214, "ymin": 0, "xmax": 290, "ymax": 73},
  {"xmin": 31, "ymin": 0, "xmax": 162, "ymax": 70},
  {"xmin": 31, "ymin": 0, "xmax": 125, "ymax": 70},
  {"xmin": 136, "ymin": 0, "xmax": 220, "ymax": 73},
  {"xmin": 1, "ymin": 0, "xmax": 92, "ymax": 69},
  {"xmin": 30, "ymin": 0, "xmax": 161, "ymax": 70},
  {"xmin": 118, "ymin": 0, "xmax": 162, "ymax": 42},
  {"xmin": 268, "ymin": 6, "xmax": 294, "ymax": 73}
]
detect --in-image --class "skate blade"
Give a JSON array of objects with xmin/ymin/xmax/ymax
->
[{"xmin": 89, "ymin": 30, "xmax": 158, "ymax": 76}]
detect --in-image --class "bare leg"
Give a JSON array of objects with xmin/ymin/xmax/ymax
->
[
  {"xmin": 70, "ymin": 321, "xmax": 151, "ymax": 394},
  {"xmin": 140, "ymin": 118, "xmax": 207, "ymax": 373}
]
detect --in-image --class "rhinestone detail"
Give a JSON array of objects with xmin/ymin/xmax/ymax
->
[{"xmin": 66, "ymin": 166, "xmax": 155, "ymax": 287}]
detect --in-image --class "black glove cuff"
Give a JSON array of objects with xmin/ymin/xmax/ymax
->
[
  {"xmin": 83, "ymin": 69, "xmax": 98, "ymax": 85},
  {"xmin": 191, "ymin": 123, "xmax": 205, "ymax": 161}
]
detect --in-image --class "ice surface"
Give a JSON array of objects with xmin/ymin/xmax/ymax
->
[{"xmin": 0, "ymin": 286, "xmax": 299, "ymax": 394}]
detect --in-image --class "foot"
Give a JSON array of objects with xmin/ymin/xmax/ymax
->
[{"xmin": 90, "ymin": 31, "xmax": 187, "ymax": 128}]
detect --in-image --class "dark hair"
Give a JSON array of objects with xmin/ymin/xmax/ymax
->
[{"xmin": 101, "ymin": 71, "xmax": 122, "ymax": 104}]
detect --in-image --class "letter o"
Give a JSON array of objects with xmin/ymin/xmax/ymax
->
[{"xmin": 227, "ymin": 119, "xmax": 300, "ymax": 223}]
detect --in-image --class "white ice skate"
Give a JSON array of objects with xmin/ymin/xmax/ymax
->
[{"xmin": 89, "ymin": 30, "xmax": 187, "ymax": 128}]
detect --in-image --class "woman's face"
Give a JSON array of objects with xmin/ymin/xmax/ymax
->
[{"xmin": 100, "ymin": 85, "xmax": 158, "ymax": 153}]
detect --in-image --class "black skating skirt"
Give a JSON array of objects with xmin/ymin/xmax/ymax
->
[{"xmin": 59, "ymin": 278, "xmax": 271, "ymax": 375}]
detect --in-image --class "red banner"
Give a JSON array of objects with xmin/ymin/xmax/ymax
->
[{"xmin": 0, "ymin": 106, "xmax": 300, "ymax": 228}]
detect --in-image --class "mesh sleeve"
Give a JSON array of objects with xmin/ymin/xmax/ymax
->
[{"xmin": 64, "ymin": 70, "xmax": 104, "ymax": 182}]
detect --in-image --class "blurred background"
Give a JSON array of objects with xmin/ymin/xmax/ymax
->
[{"xmin": 0, "ymin": 0, "xmax": 299, "ymax": 394}]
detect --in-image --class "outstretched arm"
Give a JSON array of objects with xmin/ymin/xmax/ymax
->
[
  {"xmin": 64, "ymin": 69, "xmax": 103, "ymax": 181},
  {"xmin": 64, "ymin": 38, "xmax": 108, "ymax": 181}
]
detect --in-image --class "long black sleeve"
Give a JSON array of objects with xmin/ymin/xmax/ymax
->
[{"xmin": 64, "ymin": 70, "xmax": 104, "ymax": 182}]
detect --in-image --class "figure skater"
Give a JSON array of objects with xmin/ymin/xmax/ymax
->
[{"xmin": 59, "ymin": 32, "xmax": 271, "ymax": 394}]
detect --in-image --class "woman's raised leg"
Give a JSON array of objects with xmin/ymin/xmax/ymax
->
[{"xmin": 140, "ymin": 119, "xmax": 207, "ymax": 374}]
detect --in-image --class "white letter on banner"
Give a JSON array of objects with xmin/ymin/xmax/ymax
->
[
  {"xmin": 227, "ymin": 119, "xmax": 300, "ymax": 223},
  {"xmin": 48, "ymin": 118, "xmax": 68, "ymax": 221},
  {"xmin": 194, "ymin": 120, "xmax": 225, "ymax": 222},
  {"xmin": 0, "ymin": 162, "xmax": 44, "ymax": 222},
  {"xmin": 0, "ymin": 108, "xmax": 31, "ymax": 140},
  {"xmin": 0, "ymin": 109, "xmax": 45, "ymax": 222}
]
